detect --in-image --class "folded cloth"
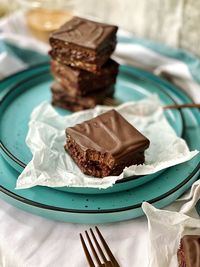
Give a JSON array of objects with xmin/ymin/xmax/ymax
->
[
  {"xmin": 0, "ymin": 11, "xmax": 200, "ymax": 267},
  {"xmin": 142, "ymin": 202, "xmax": 200, "ymax": 267}
]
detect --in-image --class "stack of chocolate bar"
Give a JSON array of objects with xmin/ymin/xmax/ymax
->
[{"xmin": 49, "ymin": 16, "xmax": 119, "ymax": 111}]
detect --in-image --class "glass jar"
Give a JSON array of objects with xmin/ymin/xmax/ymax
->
[{"xmin": 17, "ymin": 0, "xmax": 75, "ymax": 42}]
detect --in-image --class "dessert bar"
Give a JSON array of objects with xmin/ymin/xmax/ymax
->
[
  {"xmin": 65, "ymin": 110, "xmax": 150, "ymax": 177},
  {"xmin": 49, "ymin": 16, "xmax": 118, "ymax": 72},
  {"xmin": 51, "ymin": 59, "xmax": 118, "ymax": 97},
  {"xmin": 51, "ymin": 82, "xmax": 114, "ymax": 111}
]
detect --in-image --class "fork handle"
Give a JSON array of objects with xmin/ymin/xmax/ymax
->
[
  {"xmin": 99, "ymin": 261, "xmax": 115, "ymax": 267},
  {"xmin": 104, "ymin": 261, "xmax": 115, "ymax": 267},
  {"xmin": 164, "ymin": 103, "xmax": 200, "ymax": 109}
]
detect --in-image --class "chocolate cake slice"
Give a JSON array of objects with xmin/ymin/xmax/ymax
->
[
  {"xmin": 177, "ymin": 235, "xmax": 200, "ymax": 267},
  {"xmin": 65, "ymin": 110, "xmax": 150, "ymax": 177}
]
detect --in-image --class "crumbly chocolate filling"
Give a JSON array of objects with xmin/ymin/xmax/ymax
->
[
  {"xmin": 65, "ymin": 136, "xmax": 114, "ymax": 177},
  {"xmin": 49, "ymin": 40, "xmax": 116, "ymax": 72},
  {"xmin": 65, "ymin": 135, "xmax": 145, "ymax": 177}
]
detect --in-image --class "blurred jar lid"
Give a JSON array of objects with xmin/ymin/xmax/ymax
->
[
  {"xmin": 0, "ymin": 0, "xmax": 18, "ymax": 18},
  {"xmin": 17, "ymin": 0, "xmax": 75, "ymax": 10},
  {"xmin": 17, "ymin": 0, "xmax": 75, "ymax": 42}
]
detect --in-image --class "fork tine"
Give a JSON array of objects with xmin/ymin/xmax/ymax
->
[
  {"xmin": 90, "ymin": 228, "xmax": 107, "ymax": 262},
  {"xmin": 80, "ymin": 233, "xmax": 96, "ymax": 267},
  {"xmin": 95, "ymin": 227, "xmax": 120, "ymax": 267},
  {"xmin": 85, "ymin": 230, "xmax": 102, "ymax": 266}
]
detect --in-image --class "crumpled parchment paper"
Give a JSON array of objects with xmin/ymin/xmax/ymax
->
[{"xmin": 16, "ymin": 95, "xmax": 198, "ymax": 189}]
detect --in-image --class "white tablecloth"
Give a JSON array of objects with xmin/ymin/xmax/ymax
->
[{"xmin": 0, "ymin": 12, "xmax": 200, "ymax": 267}]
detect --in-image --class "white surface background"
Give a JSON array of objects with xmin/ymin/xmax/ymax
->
[
  {"xmin": 0, "ymin": 12, "xmax": 200, "ymax": 267},
  {"xmin": 76, "ymin": 0, "xmax": 200, "ymax": 58}
]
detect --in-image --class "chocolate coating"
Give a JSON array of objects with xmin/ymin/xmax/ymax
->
[
  {"xmin": 50, "ymin": 16, "xmax": 118, "ymax": 51},
  {"xmin": 65, "ymin": 110, "xmax": 149, "ymax": 177},
  {"xmin": 66, "ymin": 110, "xmax": 149, "ymax": 163},
  {"xmin": 50, "ymin": 59, "xmax": 118, "ymax": 96},
  {"xmin": 49, "ymin": 39, "xmax": 116, "ymax": 72},
  {"xmin": 177, "ymin": 235, "xmax": 200, "ymax": 267},
  {"xmin": 51, "ymin": 82, "xmax": 114, "ymax": 111},
  {"xmin": 49, "ymin": 16, "xmax": 118, "ymax": 72}
]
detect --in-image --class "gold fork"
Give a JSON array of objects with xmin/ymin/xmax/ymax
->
[
  {"xmin": 104, "ymin": 97, "xmax": 200, "ymax": 109},
  {"xmin": 80, "ymin": 226, "xmax": 120, "ymax": 267}
]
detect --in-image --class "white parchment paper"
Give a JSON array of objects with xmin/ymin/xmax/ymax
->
[
  {"xmin": 142, "ymin": 202, "xmax": 200, "ymax": 267},
  {"xmin": 16, "ymin": 96, "xmax": 198, "ymax": 189}
]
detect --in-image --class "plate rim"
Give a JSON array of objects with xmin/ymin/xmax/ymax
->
[
  {"xmin": 0, "ymin": 64, "xmax": 199, "ymax": 214},
  {"xmin": 0, "ymin": 159, "xmax": 199, "ymax": 214},
  {"xmin": 0, "ymin": 62, "xmax": 49, "ymax": 87},
  {"xmin": 0, "ymin": 63, "xmax": 185, "ymax": 186}
]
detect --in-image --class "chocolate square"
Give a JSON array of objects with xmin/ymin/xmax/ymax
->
[
  {"xmin": 50, "ymin": 59, "xmax": 119, "ymax": 97},
  {"xmin": 51, "ymin": 82, "xmax": 114, "ymax": 112},
  {"xmin": 65, "ymin": 110, "xmax": 150, "ymax": 177},
  {"xmin": 49, "ymin": 16, "xmax": 118, "ymax": 72}
]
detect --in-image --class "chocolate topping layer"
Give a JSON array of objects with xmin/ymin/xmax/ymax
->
[
  {"xmin": 51, "ymin": 82, "xmax": 114, "ymax": 111},
  {"xmin": 51, "ymin": 82, "xmax": 114, "ymax": 104},
  {"xmin": 178, "ymin": 235, "xmax": 200, "ymax": 267},
  {"xmin": 50, "ymin": 59, "xmax": 118, "ymax": 96},
  {"xmin": 66, "ymin": 110, "xmax": 150, "ymax": 163},
  {"xmin": 51, "ymin": 58, "xmax": 118, "ymax": 81},
  {"xmin": 50, "ymin": 16, "xmax": 118, "ymax": 51}
]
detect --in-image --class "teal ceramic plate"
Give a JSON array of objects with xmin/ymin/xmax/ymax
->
[
  {"xmin": 0, "ymin": 64, "xmax": 199, "ymax": 223},
  {"xmin": 0, "ymin": 63, "xmax": 184, "ymax": 194}
]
